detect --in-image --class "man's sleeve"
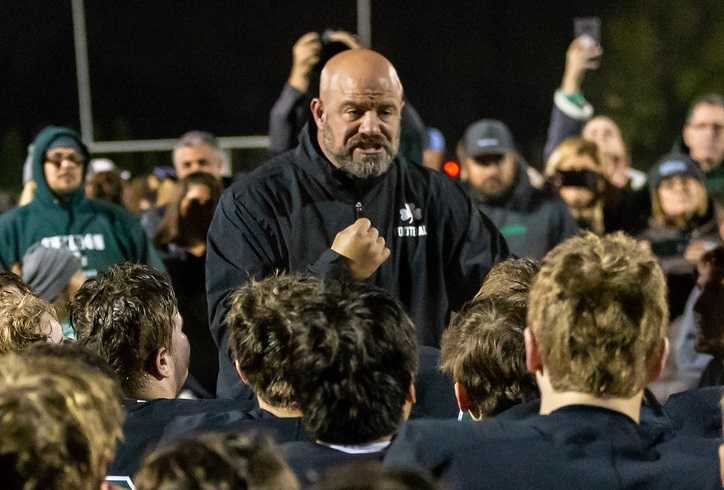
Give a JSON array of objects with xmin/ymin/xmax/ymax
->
[
  {"xmin": 446, "ymin": 197, "xmax": 509, "ymax": 313},
  {"xmin": 0, "ymin": 214, "xmax": 20, "ymax": 271},
  {"xmin": 542, "ymin": 89, "xmax": 593, "ymax": 163},
  {"xmin": 384, "ymin": 419, "xmax": 465, "ymax": 479},
  {"xmin": 206, "ymin": 191, "xmax": 283, "ymax": 355},
  {"xmin": 268, "ymin": 84, "xmax": 309, "ymax": 155}
]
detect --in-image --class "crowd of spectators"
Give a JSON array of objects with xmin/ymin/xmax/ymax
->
[{"xmin": 0, "ymin": 26, "xmax": 723, "ymax": 490}]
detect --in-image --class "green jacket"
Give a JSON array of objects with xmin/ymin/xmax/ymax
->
[{"xmin": 0, "ymin": 126, "xmax": 163, "ymax": 276}]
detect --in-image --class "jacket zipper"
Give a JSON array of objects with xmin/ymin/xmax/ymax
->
[{"xmin": 355, "ymin": 201, "xmax": 363, "ymax": 219}]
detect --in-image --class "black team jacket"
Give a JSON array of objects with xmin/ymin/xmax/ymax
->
[{"xmin": 206, "ymin": 123, "xmax": 508, "ymax": 397}]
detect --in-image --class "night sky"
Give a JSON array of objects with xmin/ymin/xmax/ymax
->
[{"xmin": 2, "ymin": 1, "xmax": 620, "ymax": 185}]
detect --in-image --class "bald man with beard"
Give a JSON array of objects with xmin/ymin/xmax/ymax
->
[{"xmin": 206, "ymin": 49, "xmax": 508, "ymax": 397}]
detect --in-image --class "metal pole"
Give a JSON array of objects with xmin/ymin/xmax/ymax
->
[
  {"xmin": 357, "ymin": 0, "xmax": 372, "ymax": 47},
  {"xmin": 71, "ymin": 0, "xmax": 94, "ymax": 143}
]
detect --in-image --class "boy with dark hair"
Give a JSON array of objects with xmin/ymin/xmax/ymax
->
[
  {"xmin": 282, "ymin": 280, "xmax": 418, "ymax": 486},
  {"xmin": 135, "ymin": 432, "xmax": 299, "ymax": 490},
  {"xmin": 71, "ymin": 263, "xmax": 239, "ymax": 478},
  {"xmin": 159, "ymin": 274, "xmax": 318, "ymax": 444},
  {"xmin": 386, "ymin": 233, "xmax": 721, "ymax": 488}
]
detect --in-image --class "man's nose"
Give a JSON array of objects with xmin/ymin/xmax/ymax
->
[{"xmin": 358, "ymin": 110, "xmax": 381, "ymax": 135}]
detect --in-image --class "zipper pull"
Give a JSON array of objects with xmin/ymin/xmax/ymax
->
[{"xmin": 355, "ymin": 202, "xmax": 363, "ymax": 219}]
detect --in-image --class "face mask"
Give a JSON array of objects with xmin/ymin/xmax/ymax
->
[
  {"xmin": 553, "ymin": 170, "xmax": 601, "ymax": 191},
  {"xmin": 180, "ymin": 199, "xmax": 215, "ymax": 240}
]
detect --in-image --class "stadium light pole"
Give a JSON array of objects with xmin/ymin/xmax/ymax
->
[
  {"xmin": 71, "ymin": 0, "xmax": 94, "ymax": 144},
  {"xmin": 357, "ymin": 0, "xmax": 372, "ymax": 47}
]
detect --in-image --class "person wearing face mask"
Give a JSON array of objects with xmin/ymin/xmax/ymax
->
[
  {"xmin": 543, "ymin": 37, "xmax": 650, "ymax": 235},
  {"xmin": 544, "ymin": 136, "xmax": 611, "ymax": 235},
  {"xmin": 638, "ymin": 154, "xmax": 719, "ymax": 319},
  {"xmin": 154, "ymin": 171, "xmax": 223, "ymax": 395}
]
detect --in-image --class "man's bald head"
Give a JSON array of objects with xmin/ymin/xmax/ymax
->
[
  {"xmin": 319, "ymin": 49, "xmax": 403, "ymax": 102},
  {"xmin": 311, "ymin": 49, "xmax": 404, "ymax": 179}
]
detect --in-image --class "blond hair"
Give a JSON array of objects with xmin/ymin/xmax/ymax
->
[
  {"xmin": 0, "ymin": 290, "xmax": 57, "ymax": 354},
  {"xmin": 545, "ymin": 136, "xmax": 602, "ymax": 177},
  {"xmin": 0, "ymin": 351, "xmax": 123, "ymax": 489},
  {"xmin": 528, "ymin": 232, "xmax": 668, "ymax": 397}
]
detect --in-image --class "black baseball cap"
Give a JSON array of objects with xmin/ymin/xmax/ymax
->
[{"xmin": 463, "ymin": 119, "xmax": 515, "ymax": 157}]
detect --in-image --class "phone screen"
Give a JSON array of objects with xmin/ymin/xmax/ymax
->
[{"xmin": 574, "ymin": 17, "xmax": 601, "ymax": 44}]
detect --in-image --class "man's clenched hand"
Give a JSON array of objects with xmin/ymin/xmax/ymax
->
[{"xmin": 331, "ymin": 218, "xmax": 391, "ymax": 280}]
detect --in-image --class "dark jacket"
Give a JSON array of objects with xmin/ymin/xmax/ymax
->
[
  {"xmin": 473, "ymin": 161, "xmax": 578, "ymax": 260},
  {"xmin": 109, "ymin": 398, "xmax": 248, "ymax": 479},
  {"xmin": 663, "ymin": 387, "xmax": 723, "ymax": 438},
  {"xmin": 0, "ymin": 126, "xmax": 163, "ymax": 276},
  {"xmin": 637, "ymin": 207, "xmax": 719, "ymax": 319},
  {"xmin": 206, "ymin": 123, "xmax": 508, "ymax": 397},
  {"xmin": 160, "ymin": 244, "xmax": 218, "ymax": 395},
  {"xmin": 283, "ymin": 441, "xmax": 386, "ymax": 489},
  {"xmin": 384, "ymin": 405, "xmax": 721, "ymax": 489},
  {"xmin": 159, "ymin": 407, "xmax": 308, "ymax": 447}
]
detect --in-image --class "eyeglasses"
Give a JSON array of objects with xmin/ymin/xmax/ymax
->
[{"xmin": 45, "ymin": 153, "xmax": 86, "ymax": 167}]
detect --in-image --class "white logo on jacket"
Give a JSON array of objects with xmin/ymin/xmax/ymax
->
[
  {"xmin": 397, "ymin": 203, "xmax": 427, "ymax": 237},
  {"xmin": 40, "ymin": 233, "xmax": 106, "ymax": 268}
]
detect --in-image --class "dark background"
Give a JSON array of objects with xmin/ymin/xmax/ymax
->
[{"xmin": 1, "ymin": 1, "xmax": 722, "ymax": 189}]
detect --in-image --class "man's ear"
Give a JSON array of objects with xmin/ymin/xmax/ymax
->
[
  {"xmin": 524, "ymin": 327, "xmax": 543, "ymax": 374},
  {"xmin": 407, "ymin": 382, "xmax": 417, "ymax": 404},
  {"xmin": 454, "ymin": 382, "xmax": 471, "ymax": 412},
  {"xmin": 647, "ymin": 338, "xmax": 670, "ymax": 384},
  {"xmin": 150, "ymin": 347, "xmax": 171, "ymax": 380},
  {"xmin": 234, "ymin": 360, "xmax": 250, "ymax": 385},
  {"xmin": 310, "ymin": 98, "xmax": 324, "ymax": 127}
]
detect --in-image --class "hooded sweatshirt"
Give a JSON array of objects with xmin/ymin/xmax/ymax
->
[
  {"xmin": 0, "ymin": 126, "xmax": 163, "ymax": 276},
  {"xmin": 472, "ymin": 161, "xmax": 578, "ymax": 260}
]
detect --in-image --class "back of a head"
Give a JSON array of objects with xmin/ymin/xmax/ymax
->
[
  {"xmin": 0, "ymin": 350, "xmax": 122, "ymax": 490},
  {"xmin": 440, "ymin": 297, "xmax": 537, "ymax": 418},
  {"xmin": 71, "ymin": 263, "xmax": 177, "ymax": 394},
  {"xmin": 0, "ymin": 271, "xmax": 32, "ymax": 295},
  {"xmin": 0, "ymin": 290, "xmax": 59, "ymax": 354},
  {"xmin": 227, "ymin": 273, "xmax": 324, "ymax": 410},
  {"xmin": 474, "ymin": 258, "xmax": 540, "ymax": 321},
  {"xmin": 313, "ymin": 461, "xmax": 438, "ymax": 490},
  {"xmin": 289, "ymin": 280, "xmax": 418, "ymax": 444},
  {"xmin": 135, "ymin": 432, "xmax": 298, "ymax": 490},
  {"xmin": 528, "ymin": 232, "xmax": 668, "ymax": 397}
]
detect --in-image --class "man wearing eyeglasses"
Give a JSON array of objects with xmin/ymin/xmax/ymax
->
[
  {"xmin": 0, "ymin": 126, "xmax": 163, "ymax": 277},
  {"xmin": 460, "ymin": 119, "xmax": 577, "ymax": 259}
]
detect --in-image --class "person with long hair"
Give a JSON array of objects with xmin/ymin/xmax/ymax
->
[
  {"xmin": 154, "ymin": 171, "xmax": 223, "ymax": 395},
  {"xmin": 638, "ymin": 154, "xmax": 719, "ymax": 320}
]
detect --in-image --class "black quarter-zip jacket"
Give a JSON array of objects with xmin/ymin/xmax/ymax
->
[{"xmin": 206, "ymin": 124, "xmax": 508, "ymax": 397}]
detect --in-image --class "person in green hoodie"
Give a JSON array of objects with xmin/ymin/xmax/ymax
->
[{"xmin": 0, "ymin": 126, "xmax": 164, "ymax": 277}]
